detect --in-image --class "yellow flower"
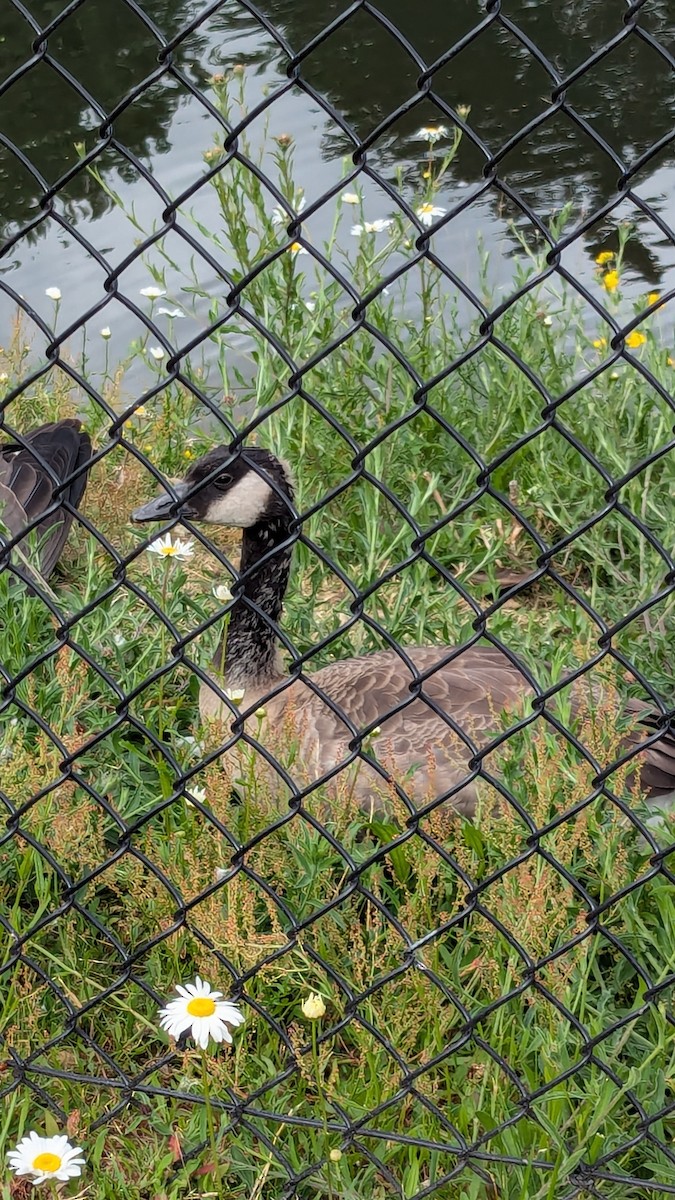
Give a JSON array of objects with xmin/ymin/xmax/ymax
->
[
  {"xmin": 301, "ymin": 992, "xmax": 326, "ymax": 1019},
  {"xmin": 289, "ymin": 242, "xmax": 308, "ymax": 256},
  {"xmin": 603, "ymin": 270, "xmax": 620, "ymax": 292},
  {"xmin": 647, "ymin": 292, "xmax": 660, "ymax": 306},
  {"xmin": 422, "ymin": 169, "xmax": 431, "ymax": 179},
  {"xmin": 625, "ymin": 330, "xmax": 646, "ymax": 349},
  {"xmin": 595, "ymin": 251, "xmax": 614, "ymax": 265},
  {"xmin": 184, "ymin": 448, "xmax": 194, "ymax": 459},
  {"xmin": 593, "ymin": 337, "xmax": 607, "ymax": 350},
  {"xmin": 668, "ymin": 357, "xmax": 675, "ymax": 367}
]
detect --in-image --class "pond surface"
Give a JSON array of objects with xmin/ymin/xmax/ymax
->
[{"xmin": 1, "ymin": 0, "xmax": 674, "ymax": 378}]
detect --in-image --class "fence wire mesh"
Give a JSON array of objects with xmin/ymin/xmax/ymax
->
[{"xmin": 1, "ymin": 1, "xmax": 675, "ymax": 1196}]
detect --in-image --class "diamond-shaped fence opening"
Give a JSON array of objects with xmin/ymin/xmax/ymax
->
[{"xmin": 1, "ymin": 0, "xmax": 675, "ymax": 1196}]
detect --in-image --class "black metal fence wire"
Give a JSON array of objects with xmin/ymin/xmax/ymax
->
[{"xmin": 1, "ymin": 1, "xmax": 675, "ymax": 1196}]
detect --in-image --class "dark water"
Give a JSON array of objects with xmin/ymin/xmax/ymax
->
[{"xmin": 1, "ymin": 0, "xmax": 674, "ymax": 368}]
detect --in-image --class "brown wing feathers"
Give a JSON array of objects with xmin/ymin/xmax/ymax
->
[{"xmin": 0, "ymin": 419, "xmax": 91, "ymax": 579}]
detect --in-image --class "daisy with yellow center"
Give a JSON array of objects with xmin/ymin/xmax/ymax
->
[
  {"xmin": 158, "ymin": 976, "xmax": 244, "ymax": 1049},
  {"xmin": 350, "ymin": 219, "xmax": 393, "ymax": 236},
  {"xmin": 603, "ymin": 269, "xmax": 620, "ymax": 292},
  {"xmin": 7, "ymin": 1132, "xmax": 85, "ymax": 1185},
  {"xmin": 416, "ymin": 125, "xmax": 448, "ymax": 143},
  {"xmin": 288, "ymin": 242, "xmax": 308, "ymax": 256},
  {"xmin": 147, "ymin": 533, "xmax": 194, "ymax": 560},
  {"xmin": 595, "ymin": 251, "xmax": 614, "ymax": 265},
  {"xmin": 417, "ymin": 203, "xmax": 446, "ymax": 227},
  {"xmin": 625, "ymin": 330, "xmax": 646, "ymax": 349}
]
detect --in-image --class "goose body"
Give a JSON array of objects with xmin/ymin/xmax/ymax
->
[
  {"xmin": 133, "ymin": 446, "xmax": 675, "ymax": 817},
  {"xmin": 0, "ymin": 419, "xmax": 91, "ymax": 580}
]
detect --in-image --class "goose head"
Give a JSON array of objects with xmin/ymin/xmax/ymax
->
[{"xmin": 132, "ymin": 446, "xmax": 294, "ymax": 529}]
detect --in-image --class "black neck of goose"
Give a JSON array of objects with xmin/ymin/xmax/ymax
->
[{"xmin": 222, "ymin": 514, "xmax": 293, "ymax": 686}]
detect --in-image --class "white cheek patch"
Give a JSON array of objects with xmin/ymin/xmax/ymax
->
[{"xmin": 205, "ymin": 472, "xmax": 274, "ymax": 526}]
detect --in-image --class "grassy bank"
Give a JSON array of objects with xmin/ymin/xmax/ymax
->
[{"xmin": 1, "ymin": 72, "xmax": 675, "ymax": 1199}]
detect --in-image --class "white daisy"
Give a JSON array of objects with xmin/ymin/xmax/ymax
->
[
  {"xmin": 140, "ymin": 286, "xmax": 166, "ymax": 298},
  {"xmin": 301, "ymin": 992, "xmax": 326, "ymax": 1019},
  {"xmin": 45, "ymin": 287, "xmax": 61, "ymax": 301},
  {"xmin": 147, "ymin": 533, "xmax": 194, "ymax": 560},
  {"xmin": 341, "ymin": 192, "xmax": 360, "ymax": 204},
  {"xmin": 416, "ymin": 203, "xmax": 446, "ymax": 227},
  {"xmin": 213, "ymin": 583, "xmax": 232, "ymax": 602},
  {"xmin": 157, "ymin": 307, "xmax": 185, "ymax": 318},
  {"xmin": 272, "ymin": 195, "xmax": 306, "ymax": 225},
  {"xmin": 350, "ymin": 219, "xmax": 393, "ymax": 236},
  {"xmin": 225, "ymin": 687, "xmax": 246, "ymax": 707},
  {"xmin": 100, "ymin": 326, "xmax": 111, "ymax": 339},
  {"xmin": 186, "ymin": 785, "xmax": 206, "ymax": 808},
  {"xmin": 7, "ymin": 1131, "xmax": 85, "ymax": 1186},
  {"xmin": 288, "ymin": 242, "xmax": 308, "ymax": 256},
  {"xmin": 148, "ymin": 345, "xmax": 165, "ymax": 360},
  {"xmin": 415, "ymin": 125, "xmax": 449, "ymax": 143},
  {"xmin": 158, "ymin": 976, "xmax": 244, "ymax": 1049}
]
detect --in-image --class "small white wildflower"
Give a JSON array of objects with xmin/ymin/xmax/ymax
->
[
  {"xmin": 272, "ymin": 196, "xmax": 306, "ymax": 225},
  {"xmin": 288, "ymin": 242, "xmax": 308, "ymax": 256},
  {"xmin": 147, "ymin": 533, "xmax": 195, "ymax": 561},
  {"xmin": 301, "ymin": 992, "xmax": 326, "ymax": 1019},
  {"xmin": 213, "ymin": 583, "xmax": 232, "ymax": 602},
  {"xmin": 0, "ymin": 373, "xmax": 8, "ymax": 383},
  {"xmin": 112, "ymin": 632, "xmax": 126, "ymax": 647},
  {"xmin": 148, "ymin": 345, "xmax": 165, "ymax": 360},
  {"xmin": 157, "ymin": 307, "xmax": 185, "ymax": 318},
  {"xmin": 415, "ymin": 125, "xmax": 449, "ymax": 143},
  {"xmin": 305, "ymin": 300, "xmax": 316, "ymax": 313},
  {"xmin": 542, "ymin": 315, "xmax": 553, "ymax": 327},
  {"xmin": 140, "ymin": 286, "xmax": 166, "ymax": 298},
  {"xmin": 7, "ymin": 1132, "xmax": 85, "ymax": 1186},
  {"xmin": 186, "ymin": 785, "xmax": 206, "ymax": 808},
  {"xmin": 225, "ymin": 687, "xmax": 246, "ymax": 707},
  {"xmin": 45, "ymin": 287, "xmax": 61, "ymax": 301},
  {"xmin": 341, "ymin": 192, "xmax": 360, "ymax": 204},
  {"xmin": 350, "ymin": 219, "xmax": 393, "ymax": 236},
  {"xmin": 416, "ymin": 203, "xmax": 446, "ymax": 227},
  {"xmin": 158, "ymin": 976, "xmax": 244, "ymax": 1049},
  {"xmin": 100, "ymin": 326, "xmax": 111, "ymax": 339}
]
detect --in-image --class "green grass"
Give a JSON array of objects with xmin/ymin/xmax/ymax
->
[{"xmin": 1, "ymin": 71, "xmax": 675, "ymax": 1199}]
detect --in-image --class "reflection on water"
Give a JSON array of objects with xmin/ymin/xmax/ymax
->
[{"xmin": 1, "ymin": 0, "xmax": 674, "ymax": 347}]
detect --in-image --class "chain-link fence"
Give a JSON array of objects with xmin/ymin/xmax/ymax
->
[{"xmin": 2, "ymin": 1, "xmax": 675, "ymax": 1196}]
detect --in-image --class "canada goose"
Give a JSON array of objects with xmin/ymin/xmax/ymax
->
[
  {"xmin": 133, "ymin": 446, "xmax": 675, "ymax": 819},
  {"xmin": 0, "ymin": 419, "xmax": 91, "ymax": 581}
]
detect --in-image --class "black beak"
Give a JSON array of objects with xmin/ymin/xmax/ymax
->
[{"xmin": 132, "ymin": 481, "xmax": 190, "ymax": 522}]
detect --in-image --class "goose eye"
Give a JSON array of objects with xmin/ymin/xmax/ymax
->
[{"xmin": 212, "ymin": 472, "xmax": 232, "ymax": 492}]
